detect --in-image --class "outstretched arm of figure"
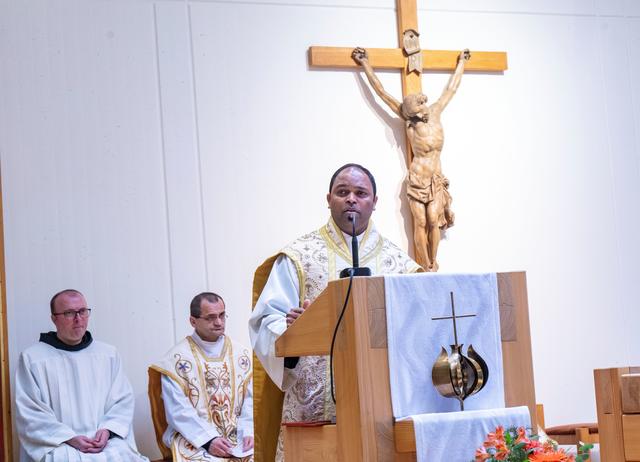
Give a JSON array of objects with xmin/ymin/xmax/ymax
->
[
  {"xmin": 352, "ymin": 47, "xmax": 403, "ymax": 117},
  {"xmin": 435, "ymin": 49, "xmax": 471, "ymax": 111}
]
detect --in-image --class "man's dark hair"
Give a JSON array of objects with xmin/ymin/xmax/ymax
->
[
  {"xmin": 50, "ymin": 289, "xmax": 84, "ymax": 314},
  {"xmin": 328, "ymin": 163, "xmax": 377, "ymax": 197},
  {"xmin": 190, "ymin": 292, "xmax": 225, "ymax": 318}
]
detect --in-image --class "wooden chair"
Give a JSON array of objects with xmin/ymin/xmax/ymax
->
[
  {"xmin": 536, "ymin": 404, "xmax": 598, "ymax": 454},
  {"xmin": 594, "ymin": 367, "xmax": 640, "ymax": 461},
  {"xmin": 148, "ymin": 367, "xmax": 173, "ymax": 462}
]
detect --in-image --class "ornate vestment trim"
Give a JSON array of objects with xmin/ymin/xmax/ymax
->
[
  {"xmin": 319, "ymin": 218, "xmax": 376, "ymax": 264},
  {"xmin": 188, "ymin": 337, "xmax": 236, "ymax": 423},
  {"xmin": 280, "ymin": 249, "xmax": 306, "ymax": 304},
  {"xmin": 149, "ymin": 365, "xmax": 189, "ymax": 396},
  {"xmin": 321, "ymin": 218, "xmax": 383, "ymax": 269}
]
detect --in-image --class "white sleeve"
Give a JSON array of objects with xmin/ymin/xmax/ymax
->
[
  {"xmin": 161, "ymin": 375, "xmax": 220, "ymax": 448},
  {"xmin": 14, "ymin": 352, "xmax": 76, "ymax": 462},
  {"xmin": 236, "ymin": 378, "xmax": 253, "ymax": 437},
  {"xmin": 248, "ymin": 254, "xmax": 300, "ymax": 390},
  {"xmin": 98, "ymin": 351, "xmax": 135, "ymax": 438}
]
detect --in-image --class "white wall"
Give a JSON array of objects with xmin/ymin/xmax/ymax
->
[{"xmin": 1, "ymin": 0, "xmax": 639, "ymax": 459}]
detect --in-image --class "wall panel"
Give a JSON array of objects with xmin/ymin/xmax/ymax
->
[{"xmin": 1, "ymin": 0, "xmax": 639, "ymax": 459}]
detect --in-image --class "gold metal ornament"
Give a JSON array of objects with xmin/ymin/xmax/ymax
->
[{"xmin": 431, "ymin": 292, "xmax": 489, "ymax": 410}]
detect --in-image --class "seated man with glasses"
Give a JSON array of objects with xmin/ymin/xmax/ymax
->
[
  {"xmin": 14, "ymin": 289, "xmax": 148, "ymax": 462},
  {"xmin": 150, "ymin": 292, "xmax": 253, "ymax": 462}
]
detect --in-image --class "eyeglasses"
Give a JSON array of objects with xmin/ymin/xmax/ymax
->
[
  {"xmin": 52, "ymin": 308, "xmax": 92, "ymax": 319},
  {"xmin": 194, "ymin": 313, "xmax": 228, "ymax": 323}
]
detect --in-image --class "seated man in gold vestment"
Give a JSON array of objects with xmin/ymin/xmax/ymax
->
[
  {"xmin": 249, "ymin": 164, "xmax": 422, "ymax": 461},
  {"xmin": 152, "ymin": 292, "xmax": 253, "ymax": 462}
]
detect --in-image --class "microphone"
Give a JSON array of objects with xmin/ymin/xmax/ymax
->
[
  {"xmin": 349, "ymin": 214, "xmax": 359, "ymax": 268},
  {"xmin": 339, "ymin": 213, "xmax": 372, "ymax": 278}
]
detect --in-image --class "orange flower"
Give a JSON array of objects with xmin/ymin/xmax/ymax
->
[
  {"xmin": 474, "ymin": 446, "xmax": 491, "ymax": 461},
  {"xmin": 525, "ymin": 439, "xmax": 542, "ymax": 451},
  {"xmin": 516, "ymin": 426, "xmax": 530, "ymax": 444},
  {"xmin": 484, "ymin": 425, "xmax": 506, "ymax": 449},
  {"xmin": 494, "ymin": 441, "xmax": 509, "ymax": 461},
  {"xmin": 528, "ymin": 449, "xmax": 575, "ymax": 462}
]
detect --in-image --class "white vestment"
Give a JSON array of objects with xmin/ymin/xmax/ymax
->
[
  {"xmin": 15, "ymin": 340, "xmax": 148, "ymax": 462},
  {"xmin": 152, "ymin": 332, "xmax": 253, "ymax": 462},
  {"xmin": 249, "ymin": 219, "xmax": 421, "ymax": 460}
]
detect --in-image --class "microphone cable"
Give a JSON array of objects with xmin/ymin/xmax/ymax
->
[{"xmin": 329, "ymin": 268, "xmax": 355, "ymax": 404}]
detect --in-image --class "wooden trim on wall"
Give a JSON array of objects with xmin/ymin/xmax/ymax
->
[{"xmin": 0, "ymin": 172, "xmax": 13, "ymax": 461}]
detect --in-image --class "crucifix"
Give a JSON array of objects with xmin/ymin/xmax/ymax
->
[{"xmin": 308, "ymin": 0, "xmax": 507, "ymax": 271}]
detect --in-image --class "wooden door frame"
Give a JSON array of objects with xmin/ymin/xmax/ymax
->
[{"xmin": 0, "ymin": 173, "xmax": 13, "ymax": 461}]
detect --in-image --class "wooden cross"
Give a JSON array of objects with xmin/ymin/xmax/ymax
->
[
  {"xmin": 308, "ymin": 0, "xmax": 507, "ymax": 257},
  {"xmin": 309, "ymin": 0, "xmax": 507, "ymax": 165}
]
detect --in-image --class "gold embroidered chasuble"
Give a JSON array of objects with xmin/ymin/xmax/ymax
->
[
  {"xmin": 151, "ymin": 336, "xmax": 253, "ymax": 462},
  {"xmin": 251, "ymin": 219, "xmax": 422, "ymax": 462}
]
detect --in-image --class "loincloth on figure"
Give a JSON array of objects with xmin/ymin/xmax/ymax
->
[{"xmin": 406, "ymin": 171, "xmax": 454, "ymax": 229}]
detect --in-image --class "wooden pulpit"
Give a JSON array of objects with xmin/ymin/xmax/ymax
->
[{"xmin": 275, "ymin": 272, "xmax": 537, "ymax": 461}]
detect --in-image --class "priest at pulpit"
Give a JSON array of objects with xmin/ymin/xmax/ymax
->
[{"xmin": 249, "ymin": 163, "xmax": 422, "ymax": 462}]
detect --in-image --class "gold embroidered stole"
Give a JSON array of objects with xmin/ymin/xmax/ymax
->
[{"xmin": 152, "ymin": 336, "xmax": 252, "ymax": 461}]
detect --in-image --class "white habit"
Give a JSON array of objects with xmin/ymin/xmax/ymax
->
[{"xmin": 15, "ymin": 340, "xmax": 148, "ymax": 462}]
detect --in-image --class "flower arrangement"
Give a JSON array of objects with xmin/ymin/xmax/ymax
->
[{"xmin": 474, "ymin": 426, "xmax": 593, "ymax": 462}]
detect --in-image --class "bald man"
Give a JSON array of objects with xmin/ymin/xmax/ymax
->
[{"xmin": 15, "ymin": 289, "xmax": 148, "ymax": 462}]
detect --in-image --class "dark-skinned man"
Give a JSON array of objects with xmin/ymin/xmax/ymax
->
[{"xmin": 249, "ymin": 163, "xmax": 422, "ymax": 461}]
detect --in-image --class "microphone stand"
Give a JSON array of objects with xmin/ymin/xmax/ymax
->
[
  {"xmin": 339, "ymin": 215, "xmax": 372, "ymax": 278},
  {"xmin": 331, "ymin": 214, "xmax": 371, "ymax": 404}
]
